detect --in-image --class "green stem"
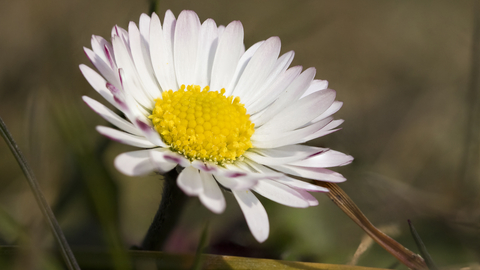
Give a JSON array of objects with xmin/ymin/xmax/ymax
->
[
  {"xmin": 140, "ymin": 169, "xmax": 187, "ymax": 250},
  {"xmin": 0, "ymin": 117, "xmax": 80, "ymax": 270}
]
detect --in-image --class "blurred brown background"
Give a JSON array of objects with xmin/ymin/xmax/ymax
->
[{"xmin": 0, "ymin": 0, "xmax": 478, "ymax": 268}]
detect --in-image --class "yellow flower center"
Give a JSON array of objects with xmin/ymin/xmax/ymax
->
[{"xmin": 149, "ymin": 85, "xmax": 254, "ymax": 164}]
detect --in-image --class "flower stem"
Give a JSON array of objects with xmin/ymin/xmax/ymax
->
[
  {"xmin": 318, "ymin": 182, "xmax": 428, "ymax": 270},
  {"xmin": 140, "ymin": 169, "xmax": 187, "ymax": 251}
]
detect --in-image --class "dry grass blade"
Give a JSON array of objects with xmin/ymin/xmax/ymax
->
[
  {"xmin": 317, "ymin": 182, "xmax": 427, "ymax": 270},
  {"xmin": 0, "ymin": 117, "xmax": 80, "ymax": 270}
]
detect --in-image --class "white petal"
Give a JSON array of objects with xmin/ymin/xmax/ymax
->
[
  {"xmin": 244, "ymin": 145, "xmax": 326, "ymax": 166},
  {"xmin": 252, "ymin": 179, "xmax": 309, "ymax": 208},
  {"xmin": 247, "ymin": 65, "xmax": 302, "ymax": 114},
  {"xmin": 253, "ymin": 67, "xmax": 316, "ymax": 127},
  {"xmin": 244, "ymin": 160, "xmax": 328, "ymax": 192},
  {"xmin": 79, "ymin": 64, "xmax": 122, "ymax": 111},
  {"xmin": 114, "ymin": 150, "xmax": 156, "ymax": 176},
  {"xmin": 213, "ymin": 173, "xmax": 258, "ymax": 190},
  {"xmin": 269, "ymin": 164, "xmax": 346, "ymax": 182},
  {"xmin": 209, "ymin": 21, "xmax": 244, "ymax": 92},
  {"xmin": 149, "ymin": 149, "xmax": 179, "ymax": 173},
  {"xmin": 243, "ymin": 50, "xmax": 295, "ymax": 108},
  {"xmin": 300, "ymin": 79, "xmax": 328, "ymax": 99},
  {"xmin": 150, "ymin": 148, "xmax": 190, "ymax": 168},
  {"xmin": 193, "ymin": 19, "xmax": 218, "ymax": 87},
  {"xmin": 112, "ymin": 35, "xmax": 153, "ymax": 109},
  {"xmin": 150, "ymin": 12, "xmax": 178, "ymax": 91},
  {"xmin": 96, "ymin": 126, "xmax": 155, "ymax": 148},
  {"xmin": 84, "ymin": 47, "xmax": 121, "ymax": 90},
  {"xmin": 177, "ymin": 166, "xmax": 203, "ymax": 196},
  {"xmin": 310, "ymin": 101, "xmax": 343, "ymax": 124},
  {"xmin": 232, "ymin": 37, "xmax": 281, "ymax": 98},
  {"xmin": 294, "ymin": 189, "xmax": 319, "ymax": 206},
  {"xmin": 91, "ymin": 35, "xmax": 114, "ymax": 66},
  {"xmin": 128, "ymin": 21, "xmax": 160, "ymax": 99},
  {"xmin": 139, "ymin": 13, "xmax": 151, "ymax": 43},
  {"xmin": 174, "ymin": 10, "xmax": 201, "ymax": 86},
  {"xmin": 232, "ymin": 190, "xmax": 269, "ymax": 243},
  {"xmin": 251, "ymin": 117, "xmax": 333, "ymax": 149},
  {"xmin": 289, "ymin": 149, "xmax": 353, "ymax": 168},
  {"xmin": 256, "ymin": 89, "xmax": 336, "ymax": 134},
  {"xmin": 198, "ymin": 171, "xmax": 226, "ymax": 214},
  {"xmin": 82, "ymin": 96, "xmax": 142, "ymax": 136},
  {"xmin": 303, "ymin": 119, "xmax": 344, "ymax": 141}
]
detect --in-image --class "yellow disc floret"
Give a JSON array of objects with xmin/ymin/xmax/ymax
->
[{"xmin": 149, "ymin": 85, "xmax": 255, "ymax": 164}]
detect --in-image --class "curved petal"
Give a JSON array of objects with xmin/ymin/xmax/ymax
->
[
  {"xmin": 177, "ymin": 166, "xmax": 203, "ymax": 196},
  {"xmin": 199, "ymin": 171, "xmax": 226, "ymax": 214},
  {"xmin": 83, "ymin": 96, "xmax": 142, "ymax": 136},
  {"xmin": 80, "ymin": 64, "xmax": 122, "ymax": 111},
  {"xmin": 252, "ymin": 179, "xmax": 309, "ymax": 208},
  {"xmin": 150, "ymin": 12, "xmax": 177, "ymax": 91},
  {"xmin": 289, "ymin": 149, "xmax": 353, "ymax": 168},
  {"xmin": 214, "ymin": 174, "xmax": 258, "ymax": 191},
  {"xmin": 270, "ymin": 164, "xmax": 346, "ymax": 183},
  {"xmin": 255, "ymin": 89, "xmax": 336, "ymax": 134},
  {"xmin": 149, "ymin": 149, "xmax": 179, "ymax": 173},
  {"xmin": 232, "ymin": 190, "xmax": 269, "ymax": 243},
  {"xmin": 245, "ymin": 145, "xmax": 327, "ymax": 166},
  {"xmin": 210, "ymin": 20, "xmax": 244, "ymax": 92},
  {"xmin": 232, "ymin": 37, "xmax": 281, "ymax": 99},
  {"xmin": 193, "ymin": 18, "xmax": 218, "ymax": 87},
  {"xmin": 294, "ymin": 188, "xmax": 319, "ymax": 206},
  {"xmin": 96, "ymin": 126, "xmax": 155, "ymax": 148},
  {"xmin": 174, "ymin": 10, "xmax": 201, "ymax": 85},
  {"xmin": 300, "ymin": 79, "xmax": 328, "ymax": 98},
  {"xmin": 114, "ymin": 150, "xmax": 156, "ymax": 176}
]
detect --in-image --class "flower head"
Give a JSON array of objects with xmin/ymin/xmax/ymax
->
[{"xmin": 81, "ymin": 10, "xmax": 353, "ymax": 242}]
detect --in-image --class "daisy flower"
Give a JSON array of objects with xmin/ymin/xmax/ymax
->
[{"xmin": 80, "ymin": 10, "xmax": 353, "ymax": 243}]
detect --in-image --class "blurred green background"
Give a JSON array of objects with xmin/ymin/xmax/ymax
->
[{"xmin": 0, "ymin": 0, "xmax": 479, "ymax": 269}]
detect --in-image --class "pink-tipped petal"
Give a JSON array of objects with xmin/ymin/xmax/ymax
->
[
  {"xmin": 232, "ymin": 190, "xmax": 269, "ymax": 243},
  {"xmin": 114, "ymin": 150, "xmax": 156, "ymax": 176}
]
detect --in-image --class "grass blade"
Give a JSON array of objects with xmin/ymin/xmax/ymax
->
[
  {"xmin": 408, "ymin": 220, "xmax": 438, "ymax": 270},
  {"xmin": 0, "ymin": 117, "xmax": 80, "ymax": 270}
]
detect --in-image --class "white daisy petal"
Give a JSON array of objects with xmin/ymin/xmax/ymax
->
[
  {"xmin": 150, "ymin": 11, "xmax": 177, "ymax": 91},
  {"xmin": 252, "ymin": 179, "xmax": 309, "ymax": 208},
  {"xmin": 311, "ymin": 101, "xmax": 343, "ymax": 124},
  {"xmin": 294, "ymin": 188, "xmax": 320, "ymax": 206},
  {"xmin": 194, "ymin": 19, "xmax": 218, "ymax": 86},
  {"xmin": 114, "ymin": 150, "xmax": 156, "ymax": 176},
  {"xmin": 243, "ymin": 50, "xmax": 295, "ymax": 107},
  {"xmin": 80, "ymin": 64, "xmax": 122, "ymax": 111},
  {"xmin": 252, "ymin": 67, "xmax": 316, "ymax": 127},
  {"xmin": 256, "ymin": 89, "xmax": 336, "ymax": 134},
  {"xmin": 270, "ymin": 164, "xmax": 347, "ymax": 183},
  {"xmin": 251, "ymin": 117, "xmax": 333, "ymax": 149},
  {"xmin": 232, "ymin": 37, "xmax": 281, "ymax": 98},
  {"xmin": 82, "ymin": 96, "xmax": 142, "ymax": 136},
  {"xmin": 289, "ymin": 149, "xmax": 354, "ymax": 168},
  {"xmin": 210, "ymin": 20, "xmax": 245, "ymax": 93},
  {"xmin": 198, "ymin": 171, "xmax": 226, "ymax": 214},
  {"xmin": 300, "ymin": 79, "xmax": 329, "ymax": 98},
  {"xmin": 128, "ymin": 21, "xmax": 160, "ymax": 99},
  {"xmin": 232, "ymin": 190, "xmax": 269, "ymax": 243},
  {"xmin": 84, "ymin": 47, "xmax": 121, "ymax": 89},
  {"xmin": 244, "ymin": 161, "xmax": 329, "ymax": 192},
  {"xmin": 244, "ymin": 144, "xmax": 327, "ymax": 166},
  {"xmin": 96, "ymin": 126, "xmax": 155, "ymax": 148},
  {"xmin": 149, "ymin": 149, "xmax": 179, "ymax": 173},
  {"xmin": 214, "ymin": 173, "xmax": 258, "ymax": 190},
  {"xmin": 304, "ymin": 119, "xmax": 344, "ymax": 141},
  {"xmin": 177, "ymin": 166, "xmax": 203, "ymax": 196},
  {"xmin": 139, "ymin": 13, "xmax": 151, "ymax": 43},
  {"xmin": 174, "ymin": 10, "xmax": 201, "ymax": 86},
  {"xmin": 247, "ymin": 65, "xmax": 302, "ymax": 114}
]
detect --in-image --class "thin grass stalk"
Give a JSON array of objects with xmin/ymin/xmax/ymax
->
[
  {"xmin": 0, "ymin": 117, "xmax": 80, "ymax": 270},
  {"xmin": 317, "ymin": 182, "xmax": 427, "ymax": 270}
]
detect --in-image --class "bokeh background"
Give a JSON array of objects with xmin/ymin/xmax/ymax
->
[{"xmin": 1, "ymin": 0, "xmax": 479, "ymax": 268}]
